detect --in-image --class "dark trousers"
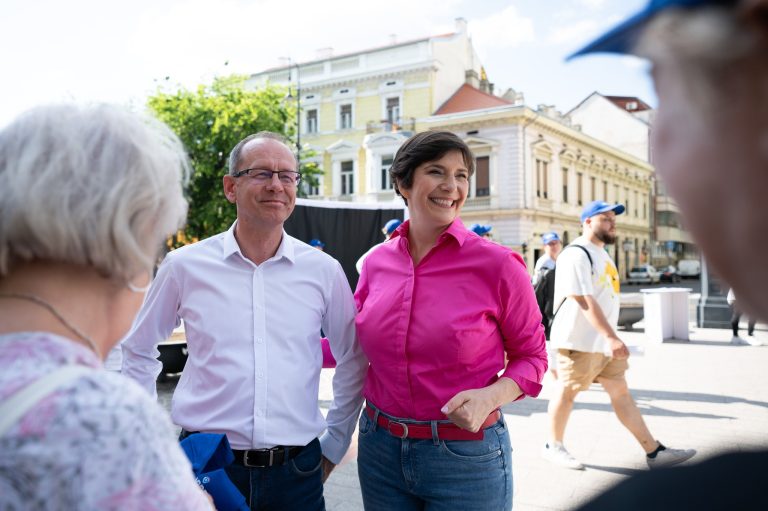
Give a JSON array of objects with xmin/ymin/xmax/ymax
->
[
  {"xmin": 731, "ymin": 308, "xmax": 756, "ymax": 336},
  {"xmin": 180, "ymin": 431, "xmax": 325, "ymax": 511}
]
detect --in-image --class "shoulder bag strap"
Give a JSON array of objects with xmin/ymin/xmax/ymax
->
[
  {"xmin": 551, "ymin": 244, "xmax": 595, "ymax": 320},
  {"xmin": 0, "ymin": 365, "xmax": 94, "ymax": 437}
]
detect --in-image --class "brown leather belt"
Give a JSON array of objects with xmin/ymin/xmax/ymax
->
[{"xmin": 365, "ymin": 404, "xmax": 501, "ymax": 441}]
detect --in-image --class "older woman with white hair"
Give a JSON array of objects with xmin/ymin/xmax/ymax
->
[{"xmin": 0, "ymin": 104, "xmax": 212, "ymax": 509}]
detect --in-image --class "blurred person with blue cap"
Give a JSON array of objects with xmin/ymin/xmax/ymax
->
[
  {"xmin": 355, "ymin": 217, "xmax": 403, "ymax": 273},
  {"xmin": 470, "ymin": 223, "xmax": 493, "ymax": 238},
  {"xmin": 532, "ymin": 231, "xmax": 563, "ymax": 287},
  {"xmin": 543, "ymin": 200, "xmax": 695, "ymax": 471},
  {"xmin": 568, "ymin": 1, "xmax": 768, "ymax": 508},
  {"xmin": 310, "ymin": 238, "xmax": 326, "ymax": 251}
]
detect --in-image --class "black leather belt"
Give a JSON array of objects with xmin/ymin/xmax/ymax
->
[{"xmin": 232, "ymin": 446, "xmax": 304, "ymax": 467}]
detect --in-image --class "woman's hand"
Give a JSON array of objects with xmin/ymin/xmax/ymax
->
[{"xmin": 441, "ymin": 378, "xmax": 521, "ymax": 432}]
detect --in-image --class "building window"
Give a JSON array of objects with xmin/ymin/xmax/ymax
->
[
  {"xmin": 643, "ymin": 199, "xmax": 647, "ymax": 220},
  {"xmin": 341, "ymin": 160, "xmax": 354, "ymax": 195},
  {"xmin": 590, "ymin": 176, "xmax": 596, "ymax": 202},
  {"xmin": 536, "ymin": 159, "xmax": 549, "ymax": 199},
  {"xmin": 634, "ymin": 191, "xmax": 639, "ymax": 217},
  {"xmin": 625, "ymin": 187, "xmax": 630, "ymax": 215},
  {"xmin": 562, "ymin": 167, "xmax": 569, "ymax": 203},
  {"xmin": 306, "ymin": 109, "xmax": 318, "ymax": 134},
  {"xmin": 577, "ymin": 172, "xmax": 583, "ymax": 206},
  {"xmin": 385, "ymin": 97, "xmax": 400, "ymax": 125},
  {"xmin": 603, "ymin": 180, "xmax": 608, "ymax": 201},
  {"xmin": 380, "ymin": 155, "xmax": 394, "ymax": 191},
  {"xmin": 475, "ymin": 156, "xmax": 490, "ymax": 197},
  {"xmin": 303, "ymin": 175, "xmax": 321, "ymax": 196},
  {"xmin": 614, "ymin": 184, "xmax": 620, "ymax": 203},
  {"xmin": 339, "ymin": 104, "xmax": 353, "ymax": 130}
]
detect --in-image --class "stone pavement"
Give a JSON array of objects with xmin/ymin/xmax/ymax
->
[{"xmin": 320, "ymin": 322, "xmax": 768, "ymax": 510}]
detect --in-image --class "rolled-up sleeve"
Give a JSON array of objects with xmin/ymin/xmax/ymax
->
[
  {"xmin": 498, "ymin": 253, "xmax": 548, "ymax": 398},
  {"xmin": 121, "ymin": 257, "xmax": 181, "ymax": 398},
  {"xmin": 319, "ymin": 262, "xmax": 368, "ymax": 464}
]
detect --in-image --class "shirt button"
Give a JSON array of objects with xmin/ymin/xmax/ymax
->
[
  {"xmin": 256, "ymin": 409, "xmax": 264, "ymax": 417},
  {"xmin": 256, "ymin": 371, "xmax": 264, "ymax": 380},
  {"xmin": 256, "ymin": 337, "xmax": 263, "ymax": 344}
]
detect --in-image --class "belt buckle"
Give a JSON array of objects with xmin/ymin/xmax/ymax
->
[
  {"xmin": 243, "ymin": 448, "xmax": 275, "ymax": 468},
  {"xmin": 387, "ymin": 420, "xmax": 409, "ymax": 439}
]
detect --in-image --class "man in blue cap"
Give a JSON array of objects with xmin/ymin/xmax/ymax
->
[
  {"xmin": 532, "ymin": 231, "xmax": 562, "ymax": 287},
  {"xmin": 543, "ymin": 201, "xmax": 695, "ymax": 470},
  {"xmin": 469, "ymin": 223, "xmax": 493, "ymax": 238},
  {"xmin": 355, "ymin": 218, "xmax": 402, "ymax": 273},
  {"xmin": 567, "ymin": 1, "xmax": 767, "ymax": 507},
  {"xmin": 309, "ymin": 238, "xmax": 325, "ymax": 251}
]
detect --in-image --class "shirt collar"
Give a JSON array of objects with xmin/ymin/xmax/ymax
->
[
  {"xmin": 390, "ymin": 217, "xmax": 469, "ymax": 247},
  {"xmin": 222, "ymin": 221, "xmax": 296, "ymax": 264}
]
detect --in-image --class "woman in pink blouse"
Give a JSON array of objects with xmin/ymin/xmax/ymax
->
[{"xmin": 355, "ymin": 131, "xmax": 547, "ymax": 511}]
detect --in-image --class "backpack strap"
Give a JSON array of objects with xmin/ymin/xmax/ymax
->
[
  {"xmin": 0, "ymin": 365, "xmax": 94, "ymax": 438},
  {"xmin": 551, "ymin": 244, "xmax": 595, "ymax": 320}
]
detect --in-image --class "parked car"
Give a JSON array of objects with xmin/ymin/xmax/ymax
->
[
  {"xmin": 627, "ymin": 265, "xmax": 660, "ymax": 285},
  {"xmin": 660, "ymin": 265, "xmax": 681, "ymax": 283},
  {"xmin": 677, "ymin": 259, "xmax": 701, "ymax": 278}
]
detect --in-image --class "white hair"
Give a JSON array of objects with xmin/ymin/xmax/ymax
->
[{"xmin": 0, "ymin": 103, "xmax": 191, "ymax": 282}]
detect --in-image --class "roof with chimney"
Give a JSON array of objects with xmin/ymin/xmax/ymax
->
[{"xmin": 434, "ymin": 83, "xmax": 511, "ymax": 115}]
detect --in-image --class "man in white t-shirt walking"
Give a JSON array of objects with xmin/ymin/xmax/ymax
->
[{"xmin": 542, "ymin": 201, "xmax": 696, "ymax": 470}]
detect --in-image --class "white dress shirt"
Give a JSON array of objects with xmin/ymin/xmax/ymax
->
[{"xmin": 121, "ymin": 223, "xmax": 368, "ymax": 464}]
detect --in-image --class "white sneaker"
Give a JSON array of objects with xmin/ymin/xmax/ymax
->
[
  {"xmin": 542, "ymin": 443, "xmax": 584, "ymax": 470},
  {"xmin": 647, "ymin": 446, "xmax": 696, "ymax": 469},
  {"xmin": 731, "ymin": 335, "xmax": 748, "ymax": 345},
  {"xmin": 745, "ymin": 336, "xmax": 764, "ymax": 347}
]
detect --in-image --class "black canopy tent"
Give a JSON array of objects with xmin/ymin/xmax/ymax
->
[{"xmin": 284, "ymin": 198, "xmax": 407, "ymax": 290}]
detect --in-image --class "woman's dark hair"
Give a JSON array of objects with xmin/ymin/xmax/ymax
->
[{"xmin": 390, "ymin": 131, "xmax": 475, "ymax": 204}]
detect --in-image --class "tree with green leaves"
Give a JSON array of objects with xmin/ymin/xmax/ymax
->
[{"xmin": 147, "ymin": 75, "xmax": 322, "ymax": 245}]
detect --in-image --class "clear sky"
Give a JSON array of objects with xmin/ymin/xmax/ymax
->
[{"xmin": 0, "ymin": 0, "xmax": 653, "ymax": 128}]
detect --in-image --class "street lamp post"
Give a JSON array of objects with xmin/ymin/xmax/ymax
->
[
  {"xmin": 283, "ymin": 57, "xmax": 302, "ymax": 166},
  {"xmin": 622, "ymin": 239, "xmax": 634, "ymax": 278}
]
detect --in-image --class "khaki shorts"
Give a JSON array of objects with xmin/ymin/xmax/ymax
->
[{"xmin": 556, "ymin": 349, "xmax": 629, "ymax": 392}]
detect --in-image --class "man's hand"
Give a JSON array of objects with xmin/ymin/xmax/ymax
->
[
  {"xmin": 321, "ymin": 456, "xmax": 335, "ymax": 483},
  {"xmin": 441, "ymin": 387, "xmax": 496, "ymax": 432},
  {"xmin": 608, "ymin": 336, "xmax": 630, "ymax": 360}
]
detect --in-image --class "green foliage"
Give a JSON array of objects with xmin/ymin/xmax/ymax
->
[{"xmin": 147, "ymin": 75, "xmax": 322, "ymax": 245}]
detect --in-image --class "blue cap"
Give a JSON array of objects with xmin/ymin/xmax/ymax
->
[
  {"xmin": 383, "ymin": 218, "xmax": 402, "ymax": 235},
  {"xmin": 580, "ymin": 201, "xmax": 626, "ymax": 223},
  {"xmin": 470, "ymin": 223, "xmax": 492, "ymax": 236},
  {"xmin": 542, "ymin": 232, "xmax": 561, "ymax": 245},
  {"xmin": 568, "ymin": 0, "xmax": 737, "ymax": 59},
  {"xmin": 309, "ymin": 238, "xmax": 325, "ymax": 248}
]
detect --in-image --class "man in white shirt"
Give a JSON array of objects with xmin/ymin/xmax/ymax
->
[
  {"xmin": 542, "ymin": 201, "xmax": 695, "ymax": 471},
  {"xmin": 122, "ymin": 132, "xmax": 368, "ymax": 511}
]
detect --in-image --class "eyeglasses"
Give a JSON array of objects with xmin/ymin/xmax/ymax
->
[{"xmin": 232, "ymin": 168, "xmax": 302, "ymax": 186}]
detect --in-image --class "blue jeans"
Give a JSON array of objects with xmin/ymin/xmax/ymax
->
[
  {"xmin": 357, "ymin": 411, "xmax": 513, "ymax": 511},
  {"xmin": 224, "ymin": 437, "xmax": 325, "ymax": 511}
]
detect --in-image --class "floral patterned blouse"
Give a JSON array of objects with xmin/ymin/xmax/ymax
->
[{"xmin": 0, "ymin": 332, "xmax": 212, "ymax": 510}]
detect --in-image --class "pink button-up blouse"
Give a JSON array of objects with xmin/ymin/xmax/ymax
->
[{"xmin": 355, "ymin": 218, "xmax": 547, "ymax": 420}]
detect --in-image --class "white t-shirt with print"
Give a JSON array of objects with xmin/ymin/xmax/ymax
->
[{"xmin": 549, "ymin": 236, "xmax": 621, "ymax": 354}]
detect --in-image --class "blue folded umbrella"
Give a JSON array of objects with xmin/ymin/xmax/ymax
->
[{"xmin": 181, "ymin": 433, "xmax": 249, "ymax": 511}]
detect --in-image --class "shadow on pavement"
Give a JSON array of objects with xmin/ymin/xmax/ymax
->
[{"xmin": 581, "ymin": 464, "xmax": 643, "ymax": 476}]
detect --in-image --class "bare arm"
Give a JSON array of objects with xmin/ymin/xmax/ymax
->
[{"xmin": 572, "ymin": 294, "xmax": 629, "ymax": 359}]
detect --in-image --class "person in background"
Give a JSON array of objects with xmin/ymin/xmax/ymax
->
[
  {"xmin": 355, "ymin": 131, "xmax": 547, "ymax": 511},
  {"xmin": 355, "ymin": 218, "xmax": 402, "ymax": 273},
  {"xmin": 0, "ymin": 104, "xmax": 211, "ymax": 509},
  {"xmin": 532, "ymin": 232, "xmax": 563, "ymax": 287},
  {"xmin": 121, "ymin": 131, "xmax": 367, "ymax": 511},
  {"xmin": 727, "ymin": 288, "xmax": 760, "ymax": 345},
  {"xmin": 470, "ymin": 223, "xmax": 493, "ymax": 238},
  {"xmin": 567, "ymin": 1, "xmax": 768, "ymax": 506},
  {"xmin": 310, "ymin": 238, "xmax": 326, "ymax": 251},
  {"xmin": 543, "ymin": 201, "xmax": 695, "ymax": 471}
]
